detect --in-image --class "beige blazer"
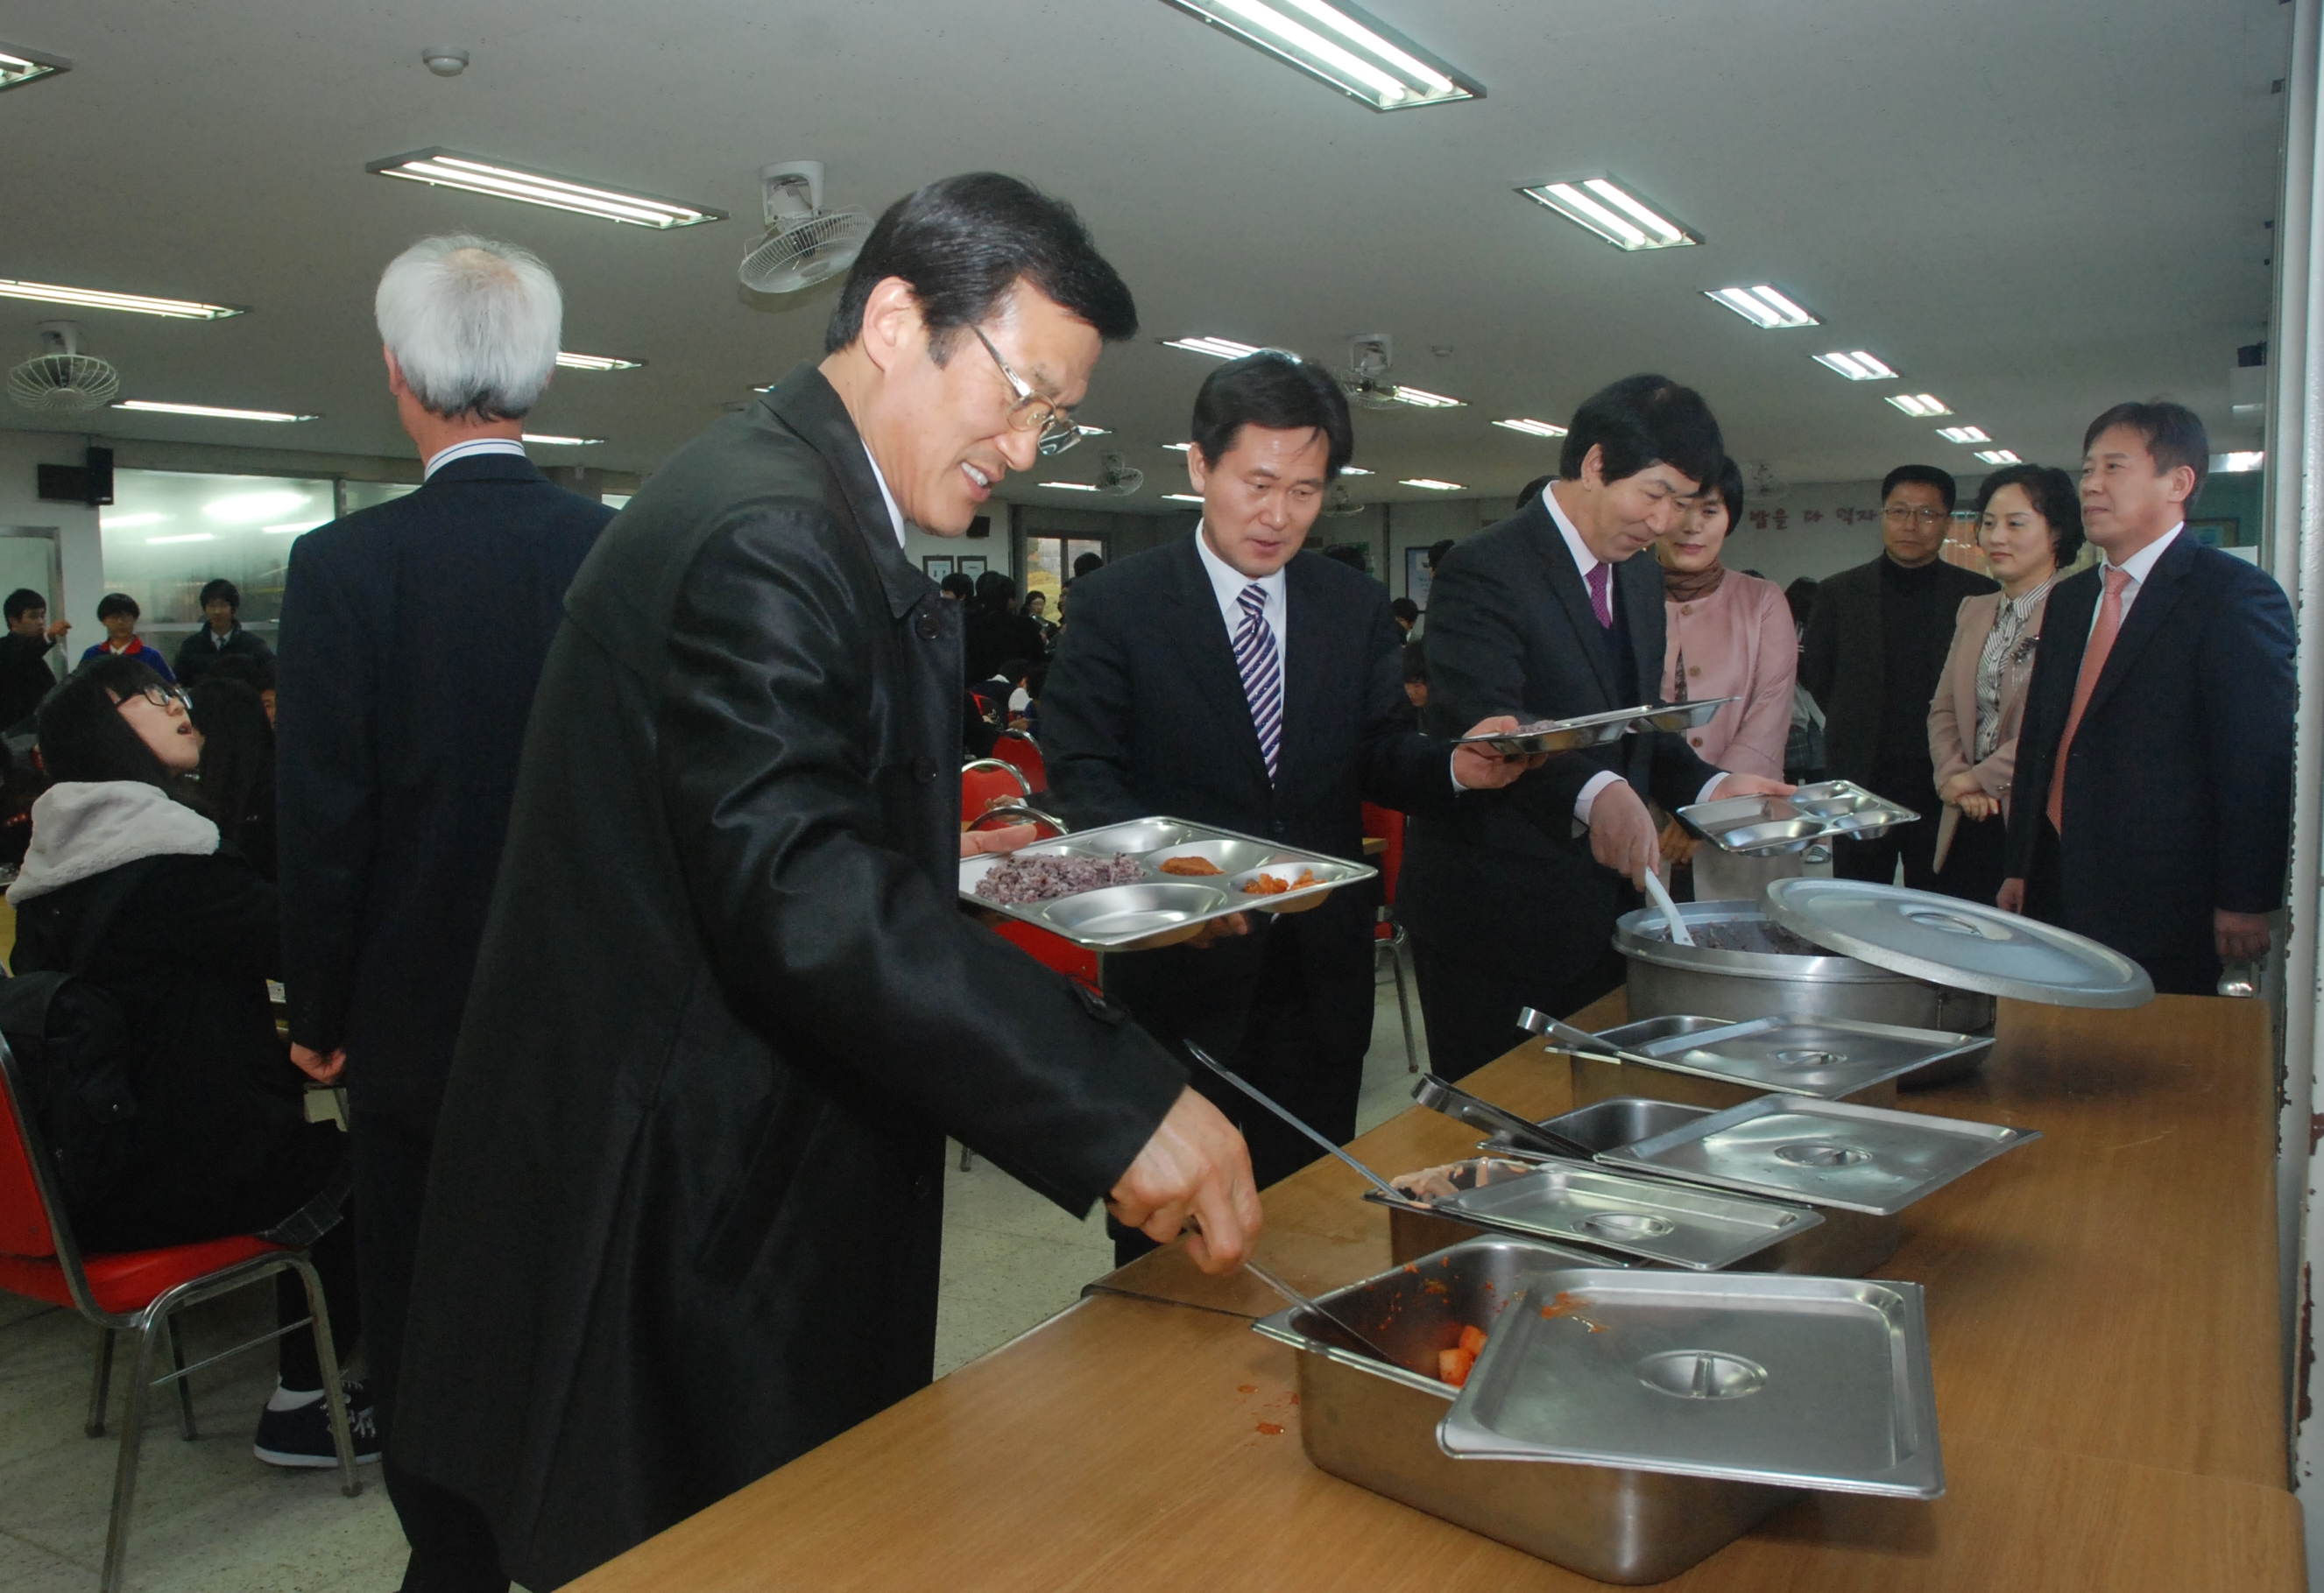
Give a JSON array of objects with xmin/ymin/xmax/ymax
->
[{"xmin": 1927, "ymin": 588, "xmax": 2049, "ymax": 818}]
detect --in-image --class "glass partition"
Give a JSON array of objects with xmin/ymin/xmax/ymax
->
[{"xmin": 98, "ymin": 469, "xmax": 338, "ymax": 631}]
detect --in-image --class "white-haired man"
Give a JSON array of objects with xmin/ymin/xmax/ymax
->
[{"xmin": 276, "ymin": 234, "xmax": 611, "ymax": 1590}]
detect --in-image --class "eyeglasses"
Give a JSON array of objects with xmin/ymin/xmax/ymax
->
[
  {"xmin": 118, "ymin": 684, "xmax": 190, "ymax": 713},
  {"xmin": 971, "ymin": 326, "xmax": 1082, "ymax": 457},
  {"xmin": 1883, "ymin": 505, "xmax": 1949, "ymax": 525}
]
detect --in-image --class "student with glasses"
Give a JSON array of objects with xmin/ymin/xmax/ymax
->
[{"xmin": 1799, "ymin": 465, "xmax": 1996, "ymax": 890}]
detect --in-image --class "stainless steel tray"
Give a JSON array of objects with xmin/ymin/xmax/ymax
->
[
  {"xmin": 1441, "ymin": 1267, "xmax": 1944, "ymax": 1500},
  {"xmin": 1487, "ymin": 1097, "xmax": 1715, "ymax": 1157},
  {"xmin": 1678, "ymin": 779, "xmax": 1918, "ymax": 856},
  {"xmin": 1600, "ymin": 1095, "xmax": 2040, "ymax": 1216},
  {"xmin": 1452, "ymin": 696, "xmax": 1733, "ymax": 757},
  {"xmin": 958, "ymin": 816, "xmax": 1375, "ymax": 950},
  {"xmin": 1249, "ymin": 1238, "xmax": 1791, "ymax": 1583},
  {"xmin": 1622, "ymin": 1014, "xmax": 1992, "ymax": 1100},
  {"xmin": 1435, "ymin": 1160, "xmax": 1821, "ymax": 1271}
]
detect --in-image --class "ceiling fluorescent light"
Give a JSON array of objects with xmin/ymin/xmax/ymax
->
[
  {"xmin": 1401, "ymin": 477, "xmax": 1464, "ymax": 491},
  {"xmin": 1162, "ymin": 335, "xmax": 1265, "ymax": 360},
  {"xmin": 1042, "ymin": 482, "xmax": 1100, "ymax": 491},
  {"xmin": 366, "ymin": 149, "xmax": 725, "ymax": 229},
  {"xmin": 1812, "ymin": 350, "xmax": 1897, "ymax": 382},
  {"xmin": 1706, "ymin": 285, "xmax": 1819, "ymax": 329},
  {"xmin": 0, "ymin": 41, "xmax": 69, "ymax": 91},
  {"xmin": 115, "ymin": 399, "xmax": 314, "ymax": 422},
  {"xmin": 1339, "ymin": 466, "xmax": 1373, "ymax": 476},
  {"xmin": 1164, "ymin": 492, "xmax": 1204, "ymax": 503},
  {"xmin": 1, "ymin": 279, "xmax": 244, "ymax": 320},
  {"xmin": 1391, "ymin": 384, "xmax": 1464, "ymax": 409},
  {"xmin": 1886, "ymin": 392, "xmax": 1951, "ymax": 418},
  {"xmin": 1162, "ymin": 442, "xmax": 1194, "ymax": 452},
  {"xmin": 1519, "ymin": 177, "xmax": 1696, "ymax": 251},
  {"xmin": 522, "ymin": 433, "xmax": 604, "ymax": 446},
  {"xmin": 1074, "ymin": 424, "xmax": 1111, "ymax": 437},
  {"xmin": 1935, "ymin": 426, "xmax": 1990, "ymax": 444},
  {"xmin": 1163, "ymin": 0, "xmax": 1481, "ymax": 111},
  {"xmin": 1973, "ymin": 449, "xmax": 2021, "ymax": 465},
  {"xmin": 555, "ymin": 351, "xmax": 645, "ymax": 372},
  {"xmin": 2213, "ymin": 450, "xmax": 2265, "ymax": 474},
  {"xmin": 145, "ymin": 533, "xmax": 216, "ymax": 546},
  {"xmin": 1494, "ymin": 418, "xmax": 1569, "ymax": 438}
]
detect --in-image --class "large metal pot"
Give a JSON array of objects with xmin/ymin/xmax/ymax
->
[{"xmin": 1616, "ymin": 899, "xmax": 1996, "ymax": 1040}]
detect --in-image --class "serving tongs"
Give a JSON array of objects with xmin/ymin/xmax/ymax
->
[
  {"xmin": 1517, "ymin": 1004, "xmax": 1805, "ymax": 1094},
  {"xmin": 1411, "ymin": 1073, "xmax": 1597, "ymax": 1161}
]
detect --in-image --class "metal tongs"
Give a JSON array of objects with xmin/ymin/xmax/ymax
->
[
  {"xmin": 1516, "ymin": 1006, "xmax": 1665, "ymax": 1068},
  {"xmin": 1410, "ymin": 1073, "xmax": 1597, "ymax": 1161}
]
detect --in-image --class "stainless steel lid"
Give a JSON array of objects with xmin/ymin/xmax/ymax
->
[
  {"xmin": 1598, "ymin": 1096, "xmax": 2041, "ymax": 1216},
  {"xmin": 1626, "ymin": 1015, "xmax": 1991, "ymax": 1099},
  {"xmin": 1762, "ymin": 878, "xmax": 2153, "ymax": 1008},
  {"xmin": 1439, "ymin": 1268, "xmax": 1945, "ymax": 1498},
  {"xmin": 1437, "ymin": 1161, "xmax": 1821, "ymax": 1271}
]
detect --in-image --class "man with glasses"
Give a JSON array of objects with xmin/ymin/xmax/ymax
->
[
  {"xmin": 1800, "ymin": 465, "xmax": 1996, "ymax": 889},
  {"xmin": 391, "ymin": 173, "xmax": 1257, "ymax": 1591}
]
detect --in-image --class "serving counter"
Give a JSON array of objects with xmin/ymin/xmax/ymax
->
[{"xmin": 568, "ymin": 993, "xmax": 2302, "ymax": 1591}]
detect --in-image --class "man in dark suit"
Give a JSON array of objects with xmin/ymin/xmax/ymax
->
[
  {"xmin": 276, "ymin": 235, "xmax": 613, "ymax": 1590},
  {"xmin": 1042, "ymin": 354, "xmax": 1536, "ymax": 1252},
  {"xmin": 2001, "ymin": 402, "xmax": 2294, "ymax": 994},
  {"xmin": 1799, "ymin": 465, "xmax": 1997, "ymax": 888},
  {"xmin": 1402, "ymin": 375, "xmax": 1792, "ymax": 1079}
]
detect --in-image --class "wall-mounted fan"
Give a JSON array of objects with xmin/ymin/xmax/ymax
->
[
  {"xmin": 1745, "ymin": 461, "xmax": 1788, "ymax": 502},
  {"xmin": 738, "ymin": 160, "xmax": 872, "ymax": 294},
  {"xmin": 1091, "ymin": 452, "xmax": 1144, "ymax": 497},
  {"xmin": 8, "ymin": 321, "xmax": 119, "ymax": 412},
  {"xmin": 1321, "ymin": 483, "xmax": 1364, "ymax": 517},
  {"xmin": 1333, "ymin": 334, "xmax": 1404, "ymax": 411}
]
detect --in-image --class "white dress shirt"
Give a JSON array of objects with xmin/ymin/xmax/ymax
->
[
  {"xmin": 1194, "ymin": 523, "xmax": 1287, "ymax": 678},
  {"xmin": 864, "ymin": 447, "xmax": 907, "ymax": 548},
  {"xmin": 1539, "ymin": 484, "xmax": 1730, "ymax": 823},
  {"xmin": 2089, "ymin": 522, "xmax": 2181, "ymax": 638},
  {"xmin": 422, "ymin": 437, "xmax": 527, "ymax": 480}
]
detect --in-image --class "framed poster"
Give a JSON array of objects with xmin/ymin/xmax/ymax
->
[
  {"xmin": 922, "ymin": 554, "xmax": 956, "ymax": 581},
  {"xmin": 1405, "ymin": 546, "xmax": 1435, "ymax": 608},
  {"xmin": 957, "ymin": 555, "xmax": 988, "ymax": 578}
]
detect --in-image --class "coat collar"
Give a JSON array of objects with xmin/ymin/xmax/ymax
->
[
  {"xmin": 1516, "ymin": 491, "xmax": 1624, "ymax": 703},
  {"xmin": 2082, "ymin": 525, "xmax": 2198, "ymax": 722},
  {"xmin": 755, "ymin": 363, "xmax": 931, "ymax": 620},
  {"xmin": 421, "ymin": 452, "xmax": 545, "ymax": 486}
]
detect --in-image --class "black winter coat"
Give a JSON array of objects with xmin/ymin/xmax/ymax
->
[{"xmin": 392, "ymin": 365, "xmax": 1187, "ymax": 1589}]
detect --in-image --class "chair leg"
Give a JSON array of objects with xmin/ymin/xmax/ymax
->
[
  {"xmin": 166, "ymin": 1316, "xmax": 197, "ymax": 1441},
  {"xmin": 87, "ymin": 1329, "xmax": 115, "ymax": 1438},
  {"xmin": 1390, "ymin": 933, "xmax": 1419, "ymax": 1074},
  {"xmin": 99, "ymin": 1315, "xmax": 167, "ymax": 1593},
  {"xmin": 286, "ymin": 1254, "xmax": 361, "ymax": 1498}
]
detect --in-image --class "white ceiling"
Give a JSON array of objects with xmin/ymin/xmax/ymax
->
[{"xmin": 0, "ymin": 0, "xmax": 2295, "ymax": 510}]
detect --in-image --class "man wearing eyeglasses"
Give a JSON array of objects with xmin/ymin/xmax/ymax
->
[
  {"xmin": 388, "ymin": 173, "xmax": 1257, "ymax": 1591},
  {"xmin": 1799, "ymin": 465, "xmax": 1996, "ymax": 889}
]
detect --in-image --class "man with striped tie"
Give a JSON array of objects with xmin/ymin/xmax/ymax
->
[{"xmin": 1042, "ymin": 352, "xmax": 1539, "ymax": 1259}]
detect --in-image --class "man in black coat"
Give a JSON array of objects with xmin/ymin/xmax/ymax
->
[
  {"xmin": 2001, "ymin": 402, "xmax": 2295, "ymax": 994},
  {"xmin": 1402, "ymin": 376, "xmax": 1792, "ymax": 1079},
  {"xmin": 275, "ymin": 234, "xmax": 611, "ymax": 1591},
  {"xmin": 1799, "ymin": 465, "xmax": 1996, "ymax": 889},
  {"xmin": 1042, "ymin": 354, "xmax": 1537, "ymax": 1253},
  {"xmin": 173, "ymin": 577, "xmax": 277, "ymax": 687},
  {"xmin": 0, "ymin": 587, "xmax": 68, "ymax": 730},
  {"xmin": 391, "ymin": 175, "xmax": 1257, "ymax": 1590}
]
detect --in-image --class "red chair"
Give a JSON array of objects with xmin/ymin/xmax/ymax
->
[
  {"xmin": 0, "ymin": 1040, "xmax": 361, "ymax": 1591},
  {"xmin": 1361, "ymin": 801, "xmax": 1419, "ymax": 1073},
  {"xmin": 989, "ymin": 731, "xmax": 1047, "ymax": 794},
  {"xmin": 960, "ymin": 758, "xmax": 1031, "ymax": 823}
]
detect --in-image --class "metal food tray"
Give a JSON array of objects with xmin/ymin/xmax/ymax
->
[
  {"xmin": 1600, "ymin": 1095, "xmax": 2040, "ymax": 1216},
  {"xmin": 1678, "ymin": 779, "xmax": 1918, "ymax": 856},
  {"xmin": 1452, "ymin": 696, "xmax": 1733, "ymax": 757},
  {"xmin": 958, "ymin": 817, "xmax": 1376, "ymax": 950},
  {"xmin": 1433, "ymin": 1159, "xmax": 1822, "ymax": 1272},
  {"xmin": 1441, "ymin": 1267, "xmax": 1945, "ymax": 1501},
  {"xmin": 1621, "ymin": 1014, "xmax": 1992, "ymax": 1101}
]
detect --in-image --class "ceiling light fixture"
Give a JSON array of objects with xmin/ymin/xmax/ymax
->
[
  {"xmin": 145, "ymin": 533, "xmax": 216, "ymax": 546},
  {"xmin": 1074, "ymin": 424, "xmax": 1111, "ymax": 438},
  {"xmin": 1042, "ymin": 482, "xmax": 1100, "ymax": 492},
  {"xmin": 1164, "ymin": 492, "xmax": 1204, "ymax": 503},
  {"xmin": 115, "ymin": 399, "xmax": 314, "ymax": 422},
  {"xmin": 1936, "ymin": 426, "xmax": 1990, "ymax": 444},
  {"xmin": 2213, "ymin": 450, "xmax": 2266, "ymax": 473},
  {"xmin": 1886, "ymin": 393, "xmax": 1952, "ymax": 418},
  {"xmin": 1973, "ymin": 449, "xmax": 2022, "ymax": 465},
  {"xmin": 522, "ymin": 433, "xmax": 604, "ymax": 446},
  {"xmin": 1401, "ymin": 477, "xmax": 1464, "ymax": 491},
  {"xmin": 1706, "ymin": 285, "xmax": 1819, "ymax": 329},
  {"xmin": 0, "ymin": 41, "xmax": 68, "ymax": 91},
  {"xmin": 1162, "ymin": 0, "xmax": 1481, "ymax": 111},
  {"xmin": 1517, "ymin": 176, "xmax": 1696, "ymax": 251},
  {"xmin": 1812, "ymin": 351, "xmax": 1897, "ymax": 382},
  {"xmin": 1389, "ymin": 385, "xmax": 1464, "ymax": 409},
  {"xmin": 1339, "ymin": 466, "xmax": 1373, "ymax": 476},
  {"xmin": 1493, "ymin": 417, "xmax": 1569, "ymax": 438},
  {"xmin": 555, "ymin": 351, "xmax": 645, "ymax": 372},
  {"xmin": 1162, "ymin": 335, "xmax": 1265, "ymax": 360},
  {"xmin": 1162, "ymin": 442, "xmax": 1194, "ymax": 452},
  {"xmin": 365, "ymin": 149, "xmax": 726, "ymax": 229},
  {"xmin": 2, "ymin": 280, "xmax": 244, "ymax": 320}
]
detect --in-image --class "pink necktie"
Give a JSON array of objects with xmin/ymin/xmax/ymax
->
[
  {"xmin": 1585, "ymin": 561, "xmax": 1613, "ymax": 629},
  {"xmin": 2044, "ymin": 566, "xmax": 2132, "ymax": 835}
]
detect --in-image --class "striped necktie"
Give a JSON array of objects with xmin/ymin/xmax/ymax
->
[{"xmin": 1233, "ymin": 582, "xmax": 1282, "ymax": 782}]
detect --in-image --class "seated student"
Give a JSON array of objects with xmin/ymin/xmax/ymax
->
[
  {"xmin": 79, "ymin": 593, "xmax": 175, "ymax": 683},
  {"xmin": 188, "ymin": 673, "xmax": 279, "ymax": 881},
  {"xmin": 0, "ymin": 588, "xmax": 69, "ymax": 732},
  {"xmin": 8, "ymin": 655, "xmax": 371, "ymax": 1467},
  {"xmin": 173, "ymin": 578, "xmax": 276, "ymax": 687}
]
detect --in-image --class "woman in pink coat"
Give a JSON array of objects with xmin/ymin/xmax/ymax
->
[
  {"xmin": 1655, "ymin": 458, "xmax": 1798, "ymax": 899},
  {"xmin": 1926, "ymin": 464, "xmax": 2083, "ymax": 906}
]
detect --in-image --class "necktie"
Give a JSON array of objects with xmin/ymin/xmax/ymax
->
[
  {"xmin": 2043, "ymin": 567, "xmax": 2132, "ymax": 835},
  {"xmin": 1233, "ymin": 582, "xmax": 1282, "ymax": 783},
  {"xmin": 1586, "ymin": 560, "xmax": 1614, "ymax": 629}
]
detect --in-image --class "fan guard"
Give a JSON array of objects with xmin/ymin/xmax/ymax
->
[
  {"xmin": 7, "ymin": 322, "xmax": 119, "ymax": 412},
  {"xmin": 739, "ymin": 160, "xmax": 872, "ymax": 294}
]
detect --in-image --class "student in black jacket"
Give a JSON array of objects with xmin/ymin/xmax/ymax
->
[
  {"xmin": 0, "ymin": 587, "xmax": 68, "ymax": 730},
  {"xmin": 173, "ymin": 578, "xmax": 277, "ymax": 687},
  {"xmin": 11, "ymin": 654, "xmax": 368, "ymax": 1468}
]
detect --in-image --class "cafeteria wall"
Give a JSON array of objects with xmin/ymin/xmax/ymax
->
[{"xmin": 0, "ymin": 430, "xmax": 104, "ymax": 639}]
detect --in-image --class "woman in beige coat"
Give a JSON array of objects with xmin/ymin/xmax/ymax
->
[{"xmin": 1927, "ymin": 464, "xmax": 2084, "ymax": 905}]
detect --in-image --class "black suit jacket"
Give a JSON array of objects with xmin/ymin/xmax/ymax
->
[
  {"xmin": 274, "ymin": 452, "xmax": 611, "ymax": 1112},
  {"xmin": 1798, "ymin": 554, "xmax": 1997, "ymax": 785},
  {"xmin": 2003, "ymin": 532, "xmax": 2294, "ymax": 969},
  {"xmin": 1042, "ymin": 534, "xmax": 1461, "ymax": 1064},
  {"xmin": 1402, "ymin": 490, "xmax": 1720, "ymax": 989}
]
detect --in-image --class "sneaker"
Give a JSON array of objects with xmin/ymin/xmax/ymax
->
[{"xmin": 252, "ymin": 1382, "xmax": 382, "ymax": 1469}]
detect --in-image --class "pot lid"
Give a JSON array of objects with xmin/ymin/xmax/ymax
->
[{"xmin": 1762, "ymin": 879, "xmax": 2152, "ymax": 1008}]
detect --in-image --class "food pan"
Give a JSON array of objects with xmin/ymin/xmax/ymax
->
[
  {"xmin": 1678, "ymin": 779, "xmax": 1918, "ymax": 856},
  {"xmin": 1250, "ymin": 1237, "xmax": 1788, "ymax": 1584},
  {"xmin": 1432, "ymin": 1160, "xmax": 1819, "ymax": 1271},
  {"xmin": 1558, "ymin": 1012, "xmax": 1985, "ymax": 1115},
  {"xmin": 959, "ymin": 815, "xmax": 1376, "ymax": 950},
  {"xmin": 1452, "ymin": 696, "xmax": 1733, "ymax": 757}
]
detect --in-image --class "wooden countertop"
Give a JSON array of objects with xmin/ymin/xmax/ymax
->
[{"xmin": 569, "ymin": 991, "xmax": 2300, "ymax": 1590}]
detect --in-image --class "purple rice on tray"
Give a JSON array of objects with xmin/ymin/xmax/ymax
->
[{"xmin": 974, "ymin": 851, "xmax": 1146, "ymax": 905}]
